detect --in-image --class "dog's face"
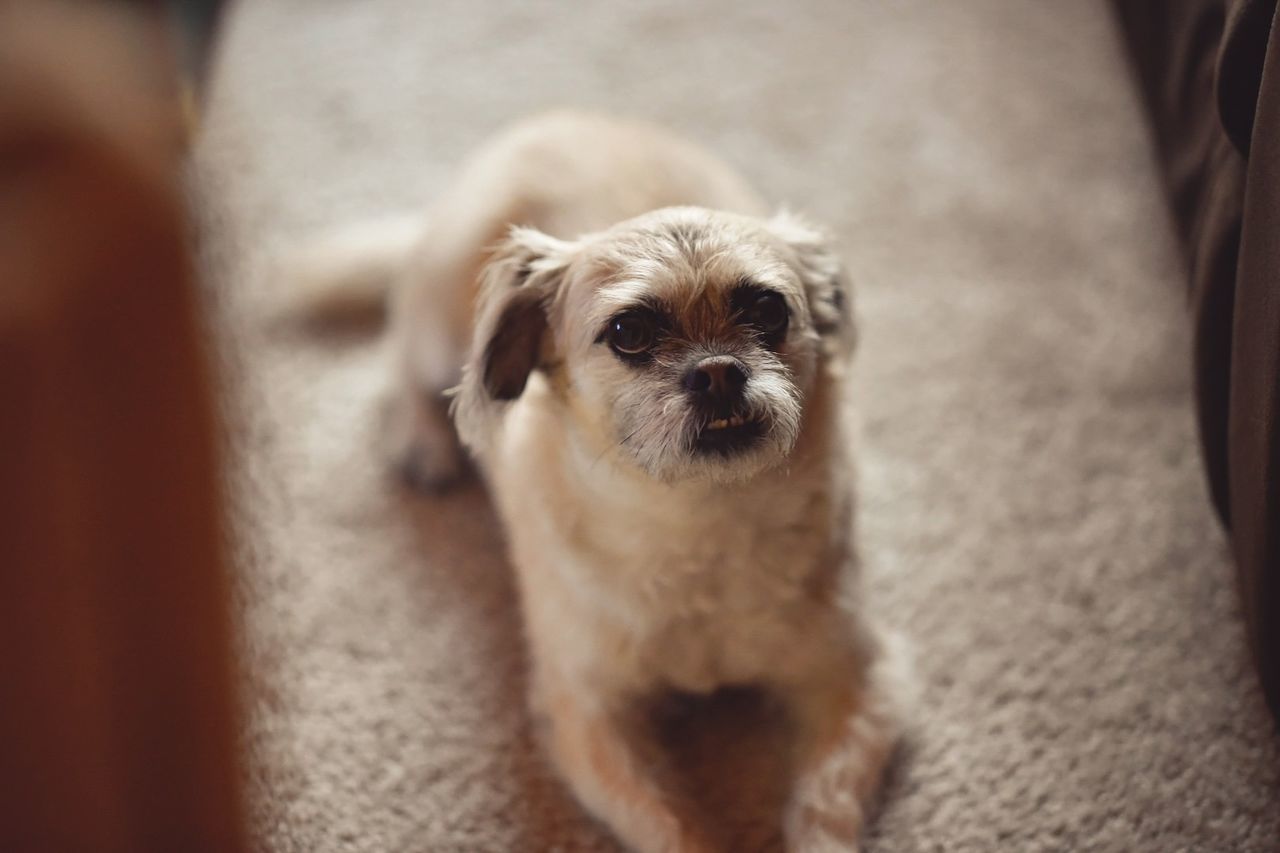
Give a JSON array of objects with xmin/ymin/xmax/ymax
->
[{"xmin": 454, "ymin": 207, "xmax": 851, "ymax": 483}]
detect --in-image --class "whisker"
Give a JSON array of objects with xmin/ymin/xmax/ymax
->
[
  {"xmin": 618, "ymin": 426, "xmax": 644, "ymax": 446},
  {"xmin": 592, "ymin": 424, "xmax": 644, "ymax": 469}
]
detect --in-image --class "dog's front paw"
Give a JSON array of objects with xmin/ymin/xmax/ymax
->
[{"xmin": 783, "ymin": 800, "xmax": 862, "ymax": 853}]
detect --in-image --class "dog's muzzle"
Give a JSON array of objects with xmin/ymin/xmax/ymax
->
[{"xmin": 683, "ymin": 356, "xmax": 765, "ymax": 455}]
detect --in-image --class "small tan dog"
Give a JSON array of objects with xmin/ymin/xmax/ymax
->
[{"xmin": 291, "ymin": 112, "xmax": 905, "ymax": 852}]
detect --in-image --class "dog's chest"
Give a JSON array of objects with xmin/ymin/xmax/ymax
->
[
  {"xmin": 563, "ymin": 476, "xmax": 839, "ymax": 692},
  {"xmin": 492, "ymin": 385, "xmax": 851, "ymax": 693}
]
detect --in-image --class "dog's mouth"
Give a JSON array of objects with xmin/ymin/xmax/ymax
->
[{"xmin": 693, "ymin": 414, "xmax": 765, "ymax": 455}]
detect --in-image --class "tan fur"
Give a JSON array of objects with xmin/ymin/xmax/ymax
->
[
  {"xmin": 294, "ymin": 111, "xmax": 905, "ymax": 851},
  {"xmin": 346, "ymin": 112, "xmax": 757, "ymax": 487}
]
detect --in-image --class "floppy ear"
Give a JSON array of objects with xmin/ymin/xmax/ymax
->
[
  {"xmin": 768, "ymin": 210, "xmax": 855, "ymax": 353},
  {"xmin": 451, "ymin": 226, "xmax": 574, "ymax": 451}
]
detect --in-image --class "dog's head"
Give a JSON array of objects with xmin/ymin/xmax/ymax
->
[{"xmin": 453, "ymin": 207, "xmax": 852, "ymax": 482}]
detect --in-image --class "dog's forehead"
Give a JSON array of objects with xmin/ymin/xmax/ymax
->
[{"xmin": 572, "ymin": 215, "xmax": 797, "ymax": 321}]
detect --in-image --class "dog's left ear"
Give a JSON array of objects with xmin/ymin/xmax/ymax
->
[
  {"xmin": 767, "ymin": 210, "xmax": 854, "ymax": 351},
  {"xmin": 452, "ymin": 226, "xmax": 575, "ymax": 452}
]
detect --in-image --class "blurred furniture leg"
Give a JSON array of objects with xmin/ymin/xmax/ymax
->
[
  {"xmin": 1114, "ymin": 0, "xmax": 1280, "ymax": 720},
  {"xmin": 0, "ymin": 3, "xmax": 246, "ymax": 851}
]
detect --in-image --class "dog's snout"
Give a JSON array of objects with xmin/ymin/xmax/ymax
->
[{"xmin": 683, "ymin": 356, "xmax": 749, "ymax": 400}]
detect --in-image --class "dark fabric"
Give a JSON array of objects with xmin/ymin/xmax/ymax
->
[
  {"xmin": 1231, "ymin": 8, "xmax": 1280, "ymax": 724},
  {"xmin": 1114, "ymin": 0, "xmax": 1280, "ymax": 720},
  {"xmin": 1114, "ymin": 0, "xmax": 1243, "ymax": 523}
]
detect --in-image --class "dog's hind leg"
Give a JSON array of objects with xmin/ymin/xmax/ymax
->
[
  {"xmin": 380, "ymin": 239, "xmax": 477, "ymax": 492},
  {"xmin": 380, "ymin": 195, "xmax": 520, "ymax": 492}
]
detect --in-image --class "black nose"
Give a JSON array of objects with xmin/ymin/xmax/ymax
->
[{"xmin": 683, "ymin": 356, "xmax": 749, "ymax": 400}]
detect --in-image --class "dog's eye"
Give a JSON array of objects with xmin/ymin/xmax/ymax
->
[
  {"xmin": 743, "ymin": 291, "xmax": 789, "ymax": 337},
  {"xmin": 605, "ymin": 311, "xmax": 658, "ymax": 356}
]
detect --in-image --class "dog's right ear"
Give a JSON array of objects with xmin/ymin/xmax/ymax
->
[{"xmin": 452, "ymin": 226, "xmax": 574, "ymax": 451}]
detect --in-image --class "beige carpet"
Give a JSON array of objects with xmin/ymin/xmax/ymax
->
[{"xmin": 194, "ymin": 1, "xmax": 1280, "ymax": 850}]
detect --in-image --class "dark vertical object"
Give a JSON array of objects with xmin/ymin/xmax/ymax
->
[
  {"xmin": 1113, "ymin": 0, "xmax": 1243, "ymax": 524},
  {"xmin": 167, "ymin": 0, "xmax": 227, "ymax": 90},
  {"xmin": 0, "ymin": 3, "xmax": 246, "ymax": 851},
  {"xmin": 1113, "ymin": 0, "xmax": 1280, "ymax": 719},
  {"xmin": 1228, "ymin": 4, "xmax": 1280, "ymax": 729}
]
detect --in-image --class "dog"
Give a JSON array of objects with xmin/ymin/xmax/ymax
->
[{"xmin": 288, "ymin": 111, "xmax": 906, "ymax": 852}]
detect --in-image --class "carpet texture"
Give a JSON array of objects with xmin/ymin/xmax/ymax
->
[{"xmin": 194, "ymin": 1, "xmax": 1280, "ymax": 850}]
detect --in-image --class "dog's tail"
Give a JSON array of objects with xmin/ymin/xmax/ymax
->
[{"xmin": 267, "ymin": 212, "xmax": 423, "ymax": 332}]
